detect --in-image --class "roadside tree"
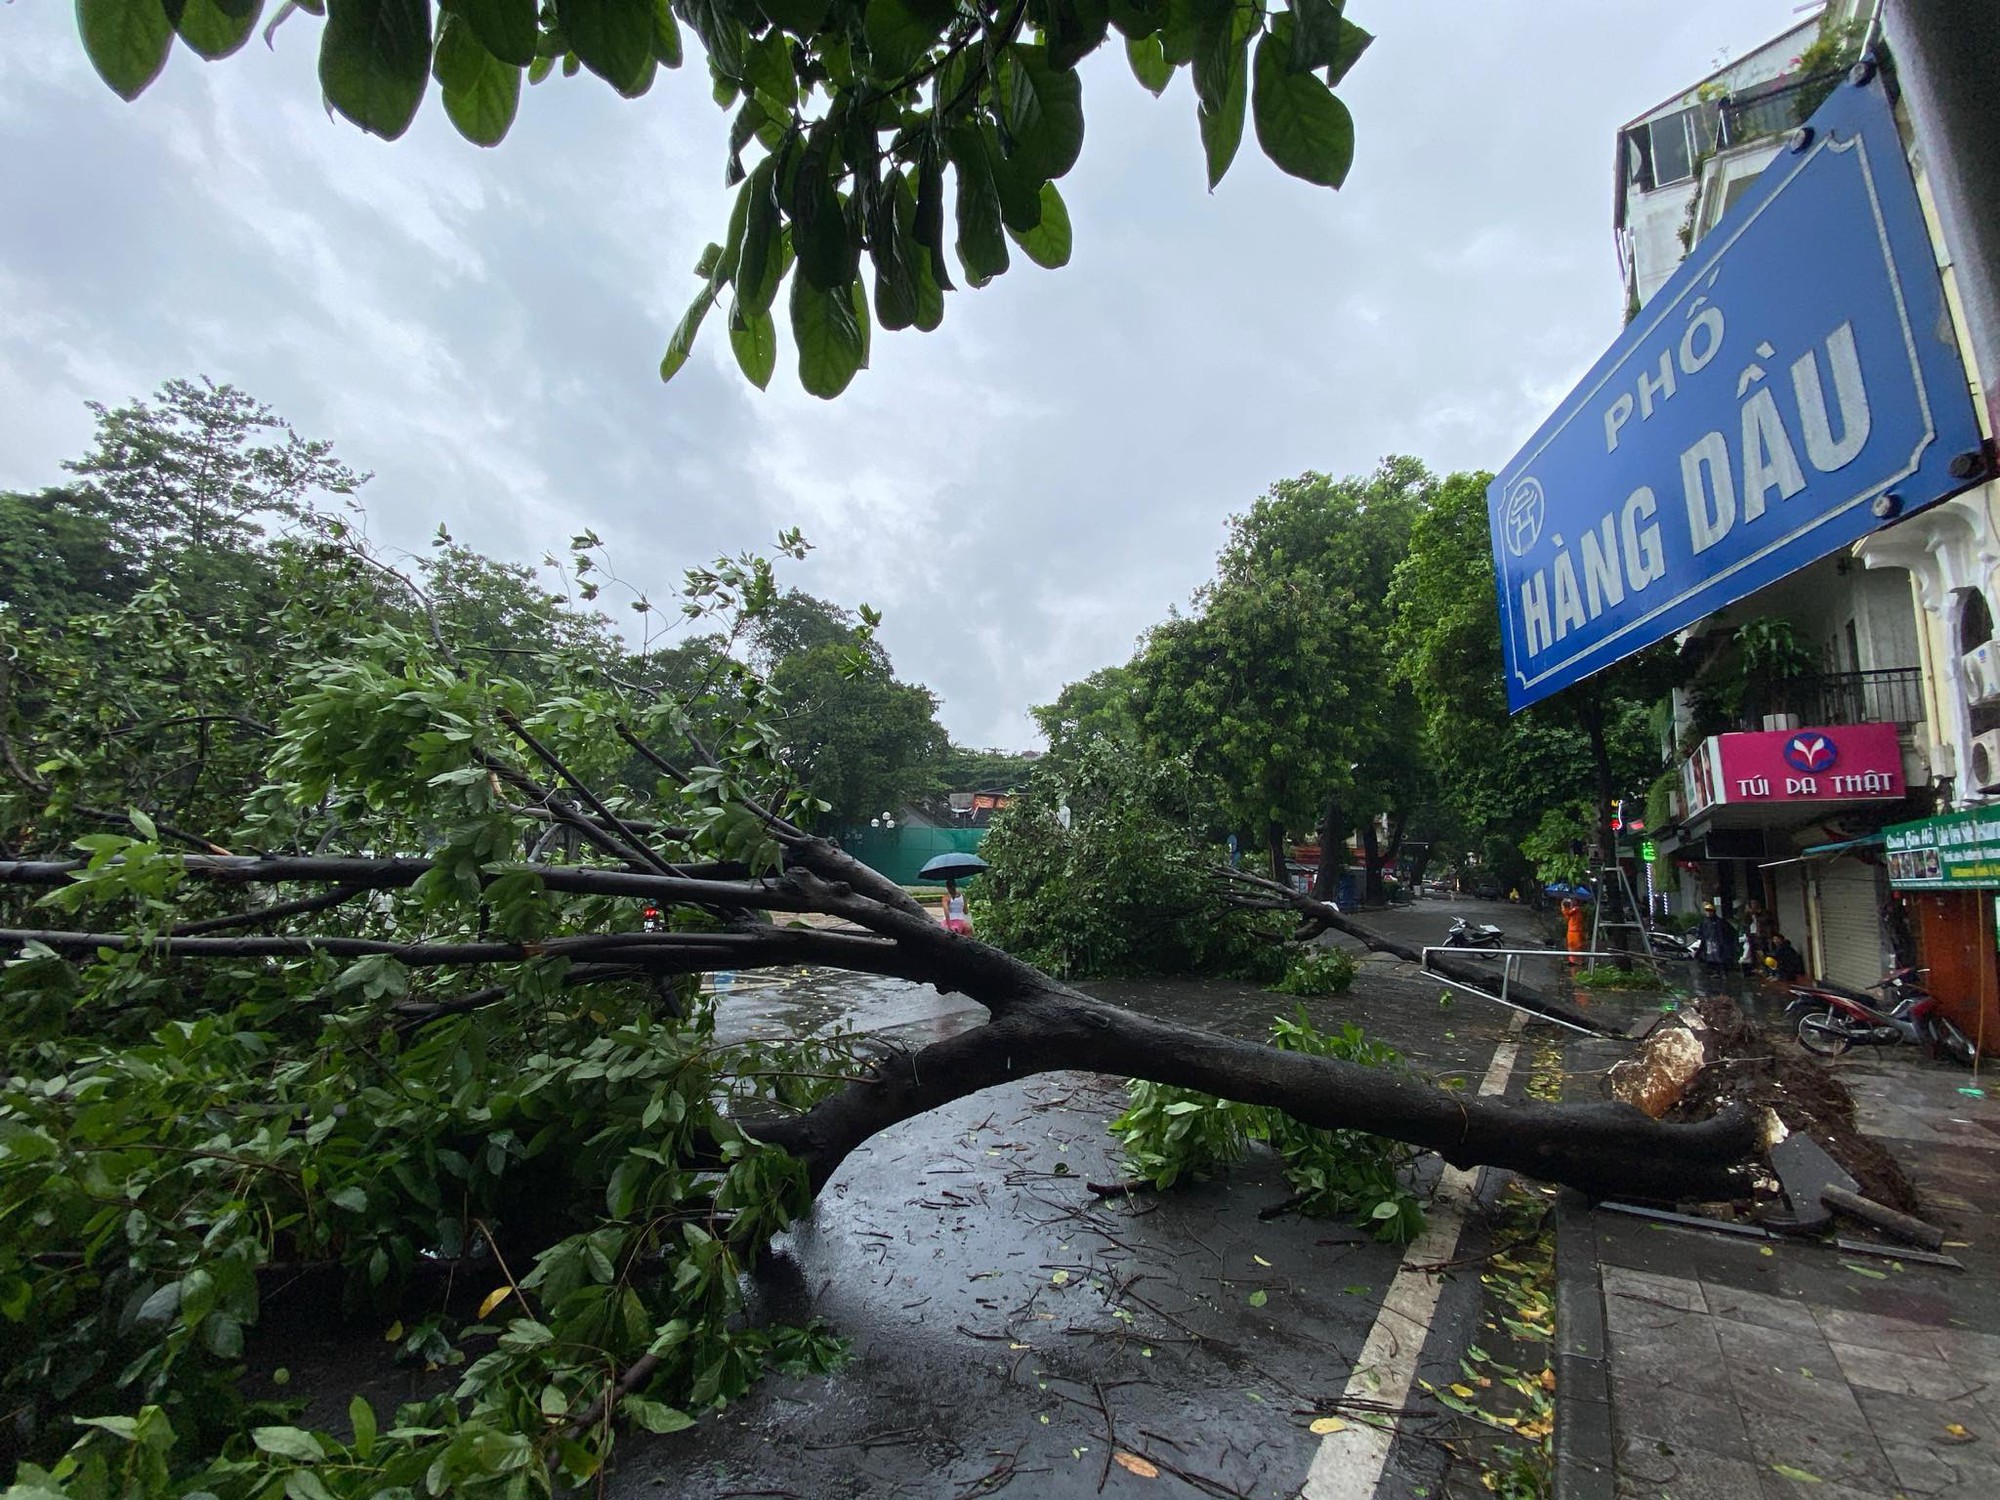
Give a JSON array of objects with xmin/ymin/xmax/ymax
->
[{"xmin": 1132, "ymin": 459, "xmax": 1432, "ymax": 899}]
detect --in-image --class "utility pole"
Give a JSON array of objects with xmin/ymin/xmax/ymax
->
[{"xmin": 1883, "ymin": 1, "xmax": 2000, "ymax": 431}]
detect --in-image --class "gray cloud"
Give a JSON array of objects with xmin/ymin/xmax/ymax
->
[{"xmin": 0, "ymin": 2, "xmax": 1814, "ymax": 747}]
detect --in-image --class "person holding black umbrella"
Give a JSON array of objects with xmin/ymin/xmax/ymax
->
[
  {"xmin": 942, "ymin": 878, "xmax": 972, "ymax": 935},
  {"xmin": 918, "ymin": 851, "xmax": 987, "ymax": 935}
]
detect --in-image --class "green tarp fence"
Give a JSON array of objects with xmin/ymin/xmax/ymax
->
[{"xmin": 837, "ymin": 825, "xmax": 988, "ymax": 887}]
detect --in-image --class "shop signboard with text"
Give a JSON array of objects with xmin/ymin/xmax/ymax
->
[
  {"xmin": 1885, "ymin": 807, "xmax": 2000, "ymax": 890},
  {"xmin": 1682, "ymin": 722, "xmax": 1904, "ymax": 818},
  {"xmin": 1488, "ymin": 72, "xmax": 1984, "ymax": 712}
]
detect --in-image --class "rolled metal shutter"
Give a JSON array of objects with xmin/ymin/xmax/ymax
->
[
  {"xmin": 1812, "ymin": 858, "xmax": 1887, "ymax": 989},
  {"xmin": 1772, "ymin": 866, "xmax": 1811, "ymax": 956}
]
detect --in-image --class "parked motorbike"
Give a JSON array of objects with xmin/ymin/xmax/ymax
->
[
  {"xmin": 1444, "ymin": 916, "xmax": 1506, "ymax": 949},
  {"xmin": 1645, "ymin": 928, "xmax": 1701, "ymax": 961},
  {"xmin": 1784, "ymin": 967, "xmax": 1977, "ymax": 1063}
]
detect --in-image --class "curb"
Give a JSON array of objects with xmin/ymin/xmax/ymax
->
[{"xmin": 1551, "ymin": 1187, "xmax": 1616, "ymax": 1500}]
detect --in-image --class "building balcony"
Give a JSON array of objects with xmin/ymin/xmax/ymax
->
[{"xmin": 1719, "ymin": 667, "xmax": 1928, "ymax": 734}]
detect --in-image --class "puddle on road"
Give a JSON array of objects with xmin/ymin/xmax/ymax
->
[{"xmin": 705, "ymin": 966, "xmax": 987, "ymax": 1050}]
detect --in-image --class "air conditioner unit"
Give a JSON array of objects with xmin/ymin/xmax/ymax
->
[
  {"xmin": 1970, "ymin": 729, "xmax": 2000, "ymax": 790},
  {"xmin": 1963, "ymin": 641, "xmax": 2000, "ymax": 705}
]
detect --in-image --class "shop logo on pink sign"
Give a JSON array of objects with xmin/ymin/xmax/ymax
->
[
  {"xmin": 1716, "ymin": 723, "xmax": 1904, "ymax": 803},
  {"xmin": 1781, "ymin": 733, "xmax": 1838, "ymax": 774}
]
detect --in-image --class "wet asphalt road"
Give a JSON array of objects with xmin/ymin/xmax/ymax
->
[{"xmin": 608, "ymin": 897, "xmax": 1567, "ymax": 1498}]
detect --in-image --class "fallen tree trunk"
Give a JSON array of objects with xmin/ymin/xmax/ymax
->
[
  {"xmin": 747, "ymin": 984, "xmax": 1757, "ymax": 1203},
  {"xmin": 0, "ymin": 845, "xmax": 1757, "ymax": 1204}
]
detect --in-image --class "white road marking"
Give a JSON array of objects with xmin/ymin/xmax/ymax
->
[{"xmin": 1299, "ymin": 1014, "xmax": 1527, "ymax": 1500}]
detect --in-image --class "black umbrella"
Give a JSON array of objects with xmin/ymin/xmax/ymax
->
[{"xmin": 918, "ymin": 852, "xmax": 990, "ymax": 883}]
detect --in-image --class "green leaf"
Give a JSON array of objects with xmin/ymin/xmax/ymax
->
[
  {"xmin": 126, "ymin": 805, "xmax": 157, "ymax": 841},
  {"xmin": 1125, "ymin": 34, "xmax": 1171, "ymax": 96},
  {"xmin": 863, "ymin": 0, "xmax": 947, "ymax": 81},
  {"xmin": 1044, "ymin": 0, "xmax": 1109, "ymax": 71},
  {"xmin": 173, "ymin": 0, "xmax": 262, "ymax": 60},
  {"xmin": 734, "ymin": 154, "xmax": 784, "ymax": 314},
  {"xmin": 620, "ymin": 1396, "xmax": 696, "ymax": 1433},
  {"xmin": 1197, "ymin": 24, "xmax": 1247, "ymax": 189},
  {"xmin": 948, "ymin": 127, "xmax": 1009, "ymax": 286},
  {"xmin": 349, "ymin": 1396, "xmax": 377, "ymax": 1459},
  {"xmin": 652, "ymin": 0, "xmax": 684, "ymax": 65},
  {"xmin": 913, "ymin": 144, "xmax": 953, "ymax": 292},
  {"xmin": 888, "ymin": 168, "xmax": 942, "ymax": 330},
  {"xmin": 989, "ymin": 148, "xmax": 1045, "ymax": 234},
  {"xmin": 1252, "ymin": 26, "xmax": 1354, "ymax": 188},
  {"xmin": 999, "ymin": 44, "xmax": 1085, "ymax": 182},
  {"xmin": 1323, "ymin": 14, "xmax": 1371, "ymax": 86},
  {"xmin": 284, "ymin": 1471, "xmax": 338, "ymax": 1500},
  {"xmin": 1188, "ymin": 0, "xmax": 1237, "ymax": 114},
  {"xmin": 756, "ymin": 0, "xmax": 828, "ymax": 32},
  {"xmin": 674, "ymin": 0, "xmax": 744, "ymax": 80},
  {"xmin": 252, "ymin": 1426, "xmax": 327, "ymax": 1463},
  {"xmin": 461, "ymin": 0, "xmax": 537, "ymax": 67},
  {"xmin": 790, "ymin": 273, "xmax": 866, "ymax": 399},
  {"xmin": 867, "ymin": 177, "xmax": 920, "ymax": 330},
  {"xmin": 660, "ymin": 283, "xmax": 717, "ymax": 382},
  {"xmin": 727, "ymin": 302, "xmax": 777, "ymax": 389},
  {"xmin": 1108, "ymin": 0, "xmax": 1167, "ymax": 40},
  {"xmin": 1006, "ymin": 182, "xmax": 1072, "ymax": 269},
  {"xmin": 319, "ymin": 0, "xmax": 431, "ymax": 140},
  {"xmin": 77, "ymin": 0, "xmax": 175, "ymax": 100},
  {"xmin": 1770, "ymin": 1464, "xmax": 1824, "ymax": 1484},
  {"xmin": 790, "ymin": 121, "xmax": 857, "ymax": 292},
  {"xmin": 135, "ymin": 1281, "xmax": 183, "ymax": 1325},
  {"xmin": 1248, "ymin": 1289, "xmax": 1268, "ymax": 1307},
  {"xmin": 560, "ymin": 0, "xmax": 657, "ymax": 96},
  {"xmin": 204, "ymin": 1312, "xmax": 245, "ymax": 1358},
  {"xmin": 434, "ymin": 15, "xmax": 521, "ymax": 145},
  {"xmin": 1285, "ymin": 0, "xmax": 1341, "ymax": 74}
]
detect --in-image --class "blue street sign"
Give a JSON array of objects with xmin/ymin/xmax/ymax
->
[{"xmin": 1489, "ymin": 72, "xmax": 1983, "ymax": 712}]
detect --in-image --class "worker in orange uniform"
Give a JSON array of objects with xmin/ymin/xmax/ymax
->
[{"xmin": 1561, "ymin": 894, "xmax": 1586, "ymax": 966}]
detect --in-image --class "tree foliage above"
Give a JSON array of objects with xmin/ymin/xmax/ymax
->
[
  {"xmin": 69, "ymin": 0, "xmax": 1374, "ymax": 397},
  {"xmin": 1130, "ymin": 458, "xmax": 1430, "ymax": 878}
]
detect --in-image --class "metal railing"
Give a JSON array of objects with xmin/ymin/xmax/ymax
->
[
  {"xmin": 1717, "ymin": 71, "xmax": 1848, "ymax": 149},
  {"xmin": 1735, "ymin": 667, "xmax": 1925, "ymax": 730},
  {"xmin": 1418, "ymin": 946, "xmax": 1680, "ymax": 1037}
]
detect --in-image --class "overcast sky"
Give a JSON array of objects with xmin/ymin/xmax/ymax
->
[{"xmin": 0, "ymin": 2, "xmax": 1818, "ymax": 748}]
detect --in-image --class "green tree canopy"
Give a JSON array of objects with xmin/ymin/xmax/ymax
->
[
  {"xmin": 62, "ymin": 378, "xmax": 365, "ymax": 591},
  {"xmin": 1387, "ymin": 467, "xmax": 1672, "ymax": 889},
  {"xmin": 0, "ymin": 486, "xmax": 142, "ymax": 627},
  {"xmin": 68, "ymin": 0, "xmax": 1374, "ymax": 397},
  {"xmin": 1131, "ymin": 458, "xmax": 1432, "ymax": 887}
]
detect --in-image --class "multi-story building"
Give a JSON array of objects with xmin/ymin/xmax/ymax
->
[{"xmin": 1628, "ymin": 4, "xmax": 1999, "ymax": 1038}]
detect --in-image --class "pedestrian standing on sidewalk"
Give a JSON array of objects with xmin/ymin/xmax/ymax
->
[
  {"xmin": 1743, "ymin": 900, "xmax": 1769, "ymax": 976},
  {"xmin": 1696, "ymin": 900, "xmax": 1737, "ymax": 990}
]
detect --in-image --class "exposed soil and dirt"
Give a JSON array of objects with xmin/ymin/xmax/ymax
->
[{"xmin": 1667, "ymin": 994, "xmax": 1920, "ymax": 1213}]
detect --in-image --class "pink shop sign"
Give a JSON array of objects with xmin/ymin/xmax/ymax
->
[{"xmin": 1701, "ymin": 723, "xmax": 1905, "ymax": 808}]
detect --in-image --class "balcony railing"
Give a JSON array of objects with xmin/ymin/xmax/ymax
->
[
  {"xmin": 1717, "ymin": 70, "xmax": 1848, "ymax": 150},
  {"xmin": 1732, "ymin": 667, "xmax": 1926, "ymax": 732}
]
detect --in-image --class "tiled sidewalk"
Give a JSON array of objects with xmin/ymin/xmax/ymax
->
[{"xmin": 1557, "ymin": 1040, "xmax": 2000, "ymax": 1499}]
